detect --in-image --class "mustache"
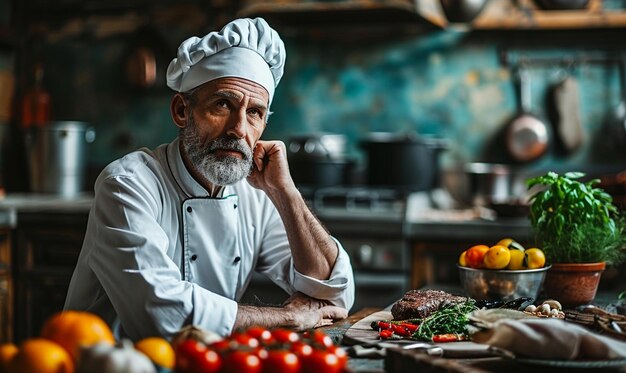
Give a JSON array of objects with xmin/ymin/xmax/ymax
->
[{"xmin": 208, "ymin": 137, "xmax": 253, "ymax": 160}]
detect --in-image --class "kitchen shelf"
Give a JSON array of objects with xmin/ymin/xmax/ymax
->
[{"xmin": 418, "ymin": 0, "xmax": 626, "ymax": 30}]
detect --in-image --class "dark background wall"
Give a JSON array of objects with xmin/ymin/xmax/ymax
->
[{"xmin": 2, "ymin": 0, "xmax": 626, "ymax": 192}]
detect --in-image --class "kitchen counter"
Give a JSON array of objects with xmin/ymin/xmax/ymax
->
[
  {"xmin": 407, "ymin": 217, "xmax": 532, "ymax": 242},
  {"xmin": 0, "ymin": 193, "xmax": 94, "ymax": 214}
]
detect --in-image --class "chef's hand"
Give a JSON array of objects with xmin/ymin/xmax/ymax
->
[
  {"xmin": 247, "ymin": 140, "xmax": 296, "ymax": 194},
  {"xmin": 283, "ymin": 292, "xmax": 348, "ymax": 330}
]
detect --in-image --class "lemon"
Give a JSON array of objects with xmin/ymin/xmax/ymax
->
[
  {"xmin": 507, "ymin": 249, "xmax": 526, "ymax": 270},
  {"xmin": 135, "ymin": 337, "xmax": 175, "ymax": 369},
  {"xmin": 525, "ymin": 248, "xmax": 546, "ymax": 269},
  {"xmin": 458, "ymin": 250, "xmax": 468, "ymax": 267},
  {"xmin": 496, "ymin": 238, "xmax": 525, "ymax": 252},
  {"xmin": 483, "ymin": 245, "xmax": 511, "ymax": 269}
]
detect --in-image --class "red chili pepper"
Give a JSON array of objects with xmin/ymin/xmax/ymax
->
[
  {"xmin": 399, "ymin": 323, "xmax": 418, "ymax": 332},
  {"xmin": 391, "ymin": 324, "xmax": 411, "ymax": 337},
  {"xmin": 377, "ymin": 321, "xmax": 391, "ymax": 330},
  {"xmin": 432, "ymin": 334, "xmax": 467, "ymax": 343},
  {"xmin": 379, "ymin": 329, "xmax": 393, "ymax": 339}
]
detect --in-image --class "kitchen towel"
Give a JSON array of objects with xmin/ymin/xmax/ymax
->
[{"xmin": 472, "ymin": 317, "xmax": 626, "ymax": 360}]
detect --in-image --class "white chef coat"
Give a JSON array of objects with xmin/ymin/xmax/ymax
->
[{"xmin": 64, "ymin": 138, "xmax": 355, "ymax": 341}]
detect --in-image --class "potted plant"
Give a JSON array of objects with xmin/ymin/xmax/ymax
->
[{"xmin": 527, "ymin": 171, "xmax": 626, "ymax": 307}]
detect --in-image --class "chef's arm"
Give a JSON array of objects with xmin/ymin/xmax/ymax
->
[
  {"xmin": 233, "ymin": 292, "xmax": 347, "ymax": 331},
  {"xmin": 266, "ymin": 188, "xmax": 337, "ymax": 279},
  {"xmin": 247, "ymin": 140, "xmax": 338, "ymax": 280}
]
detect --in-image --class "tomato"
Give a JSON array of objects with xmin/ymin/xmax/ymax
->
[
  {"xmin": 246, "ymin": 326, "xmax": 274, "ymax": 345},
  {"xmin": 231, "ymin": 332, "xmax": 260, "ymax": 349},
  {"xmin": 289, "ymin": 341, "xmax": 313, "ymax": 358},
  {"xmin": 271, "ymin": 328, "xmax": 300, "ymax": 345},
  {"xmin": 327, "ymin": 345, "xmax": 348, "ymax": 369},
  {"xmin": 262, "ymin": 350, "xmax": 301, "ymax": 373},
  {"xmin": 302, "ymin": 350, "xmax": 342, "ymax": 373},
  {"xmin": 209, "ymin": 339, "xmax": 234, "ymax": 353},
  {"xmin": 222, "ymin": 350, "xmax": 262, "ymax": 373},
  {"xmin": 175, "ymin": 339, "xmax": 222, "ymax": 373},
  {"xmin": 465, "ymin": 245, "xmax": 489, "ymax": 268},
  {"xmin": 305, "ymin": 330, "xmax": 334, "ymax": 349}
]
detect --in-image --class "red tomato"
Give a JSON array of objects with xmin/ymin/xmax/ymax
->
[
  {"xmin": 327, "ymin": 345, "xmax": 348, "ymax": 369},
  {"xmin": 222, "ymin": 350, "xmax": 262, "ymax": 373},
  {"xmin": 262, "ymin": 350, "xmax": 301, "ymax": 373},
  {"xmin": 231, "ymin": 332, "xmax": 260, "ymax": 349},
  {"xmin": 246, "ymin": 326, "xmax": 274, "ymax": 345},
  {"xmin": 289, "ymin": 341, "xmax": 313, "ymax": 358},
  {"xmin": 175, "ymin": 339, "xmax": 222, "ymax": 373},
  {"xmin": 302, "ymin": 350, "xmax": 342, "ymax": 373},
  {"xmin": 271, "ymin": 328, "xmax": 300, "ymax": 345},
  {"xmin": 209, "ymin": 339, "xmax": 233, "ymax": 353},
  {"xmin": 307, "ymin": 330, "xmax": 334, "ymax": 349}
]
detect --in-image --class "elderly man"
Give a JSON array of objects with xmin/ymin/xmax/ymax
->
[{"xmin": 64, "ymin": 18, "xmax": 354, "ymax": 341}]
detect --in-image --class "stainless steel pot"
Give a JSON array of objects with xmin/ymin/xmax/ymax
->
[
  {"xmin": 27, "ymin": 121, "xmax": 96, "ymax": 197},
  {"xmin": 287, "ymin": 133, "xmax": 352, "ymax": 187},
  {"xmin": 442, "ymin": 163, "xmax": 528, "ymax": 209}
]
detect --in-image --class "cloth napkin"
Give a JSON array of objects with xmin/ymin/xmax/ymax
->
[{"xmin": 472, "ymin": 318, "xmax": 626, "ymax": 360}]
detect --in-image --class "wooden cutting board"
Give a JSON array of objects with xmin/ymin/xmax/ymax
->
[{"xmin": 343, "ymin": 310, "xmax": 495, "ymax": 358}]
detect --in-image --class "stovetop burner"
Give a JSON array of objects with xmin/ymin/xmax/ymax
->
[{"xmin": 305, "ymin": 186, "xmax": 409, "ymax": 222}]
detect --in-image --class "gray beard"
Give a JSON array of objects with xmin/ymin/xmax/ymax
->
[{"xmin": 180, "ymin": 118, "xmax": 253, "ymax": 186}]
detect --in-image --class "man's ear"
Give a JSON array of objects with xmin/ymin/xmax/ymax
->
[{"xmin": 170, "ymin": 93, "xmax": 188, "ymax": 129}]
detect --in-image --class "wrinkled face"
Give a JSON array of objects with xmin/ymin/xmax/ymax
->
[{"xmin": 177, "ymin": 78, "xmax": 269, "ymax": 186}]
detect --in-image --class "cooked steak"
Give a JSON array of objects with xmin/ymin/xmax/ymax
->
[{"xmin": 391, "ymin": 289, "xmax": 468, "ymax": 320}]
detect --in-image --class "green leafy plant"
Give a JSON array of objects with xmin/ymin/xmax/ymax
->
[{"xmin": 527, "ymin": 171, "xmax": 626, "ymax": 265}]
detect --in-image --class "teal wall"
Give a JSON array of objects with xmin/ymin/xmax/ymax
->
[{"xmin": 11, "ymin": 5, "xmax": 626, "ymax": 186}]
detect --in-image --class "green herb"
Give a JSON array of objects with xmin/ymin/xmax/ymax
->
[
  {"xmin": 527, "ymin": 172, "xmax": 626, "ymax": 265},
  {"xmin": 412, "ymin": 300, "xmax": 477, "ymax": 341}
]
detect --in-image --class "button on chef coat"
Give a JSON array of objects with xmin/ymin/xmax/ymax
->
[{"xmin": 64, "ymin": 138, "xmax": 355, "ymax": 341}]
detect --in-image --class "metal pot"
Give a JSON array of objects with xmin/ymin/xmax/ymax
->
[
  {"xmin": 360, "ymin": 132, "xmax": 446, "ymax": 192},
  {"xmin": 440, "ymin": 0, "xmax": 487, "ymax": 23},
  {"xmin": 442, "ymin": 163, "xmax": 528, "ymax": 210},
  {"xmin": 27, "ymin": 121, "xmax": 96, "ymax": 197},
  {"xmin": 287, "ymin": 133, "xmax": 352, "ymax": 187}
]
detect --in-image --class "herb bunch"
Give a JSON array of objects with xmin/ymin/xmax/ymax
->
[
  {"xmin": 413, "ymin": 300, "xmax": 477, "ymax": 341},
  {"xmin": 527, "ymin": 171, "xmax": 626, "ymax": 265}
]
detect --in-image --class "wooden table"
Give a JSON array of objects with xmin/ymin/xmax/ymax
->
[{"xmin": 323, "ymin": 290, "xmax": 626, "ymax": 373}]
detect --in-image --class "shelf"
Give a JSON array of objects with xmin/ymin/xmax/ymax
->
[{"xmin": 418, "ymin": 0, "xmax": 626, "ymax": 30}]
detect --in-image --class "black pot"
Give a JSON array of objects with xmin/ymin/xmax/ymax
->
[
  {"xmin": 360, "ymin": 133, "xmax": 446, "ymax": 192},
  {"xmin": 289, "ymin": 159, "xmax": 354, "ymax": 188}
]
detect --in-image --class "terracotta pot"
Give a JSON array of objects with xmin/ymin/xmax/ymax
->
[{"xmin": 543, "ymin": 262, "xmax": 605, "ymax": 308}]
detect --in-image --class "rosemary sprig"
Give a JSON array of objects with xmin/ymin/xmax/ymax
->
[{"xmin": 413, "ymin": 300, "xmax": 477, "ymax": 341}]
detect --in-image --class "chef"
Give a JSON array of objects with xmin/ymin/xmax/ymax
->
[{"xmin": 64, "ymin": 17, "xmax": 354, "ymax": 341}]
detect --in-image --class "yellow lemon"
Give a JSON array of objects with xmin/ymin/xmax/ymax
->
[
  {"xmin": 483, "ymin": 245, "xmax": 511, "ymax": 269},
  {"xmin": 525, "ymin": 248, "xmax": 546, "ymax": 269},
  {"xmin": 507, "ymin": 249, "xmax": 526, "ymax": 270},
  {"xmin": 496, "ymin": 238, "xmax": 525, "ymax": 252},
  {"xmin": 458, "ymin": 250, "xmax": 468, "ymax": 267},
  {"xmin": 134, "ymin": 337, "xmax": 175, "ymax": 369}
]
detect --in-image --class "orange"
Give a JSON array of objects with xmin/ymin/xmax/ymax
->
[
  {"xmin": 483, "ymin": 245, "xmax": 511, "ymax": 269},
  {"xmin": 135, "ymin": 337, "xmax": 175, "ymax": 369},
  {"xmin": 465, "ymin": 245, "xmax": 490, "ymax": 268},
  {"xmin": 7, "ymin": 338, "xmax": 73, "ymax": 373},
  {"xmin": 40, "ymin": 311, "xmax": 115, "ymax": 362},
  {"xmin": 458, "ymin": 250, "xmax": 468, "ymax": 267},
  {"xmin": 507, "ymin": 249, "xmax": 526, "ymax": 270},
  {"xmin": 0, "ymin": 343, "xmax": 18, "ymax": 372},
  {"xmin": 525, "ymin": 248, "xmax": 546, "ymax": 269}
]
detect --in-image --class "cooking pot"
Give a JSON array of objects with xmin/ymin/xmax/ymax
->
[
  {"xmin": 287, "ymin": 133, "xmax": 353, "ymax": 188},
  {"xmin": 442, "ymin": 163, "xmax": 529, "ymax": 210},
  {"xmin": 27, "ymin": 121, "xmax": 95, "ymax": 197},
  {"xmin": 360, "ymin": 132, "xmax": 446, "ymax": 192},
  {"xmin": 440, "ymin": 0, "xmax": 487, "ymax": 23}
]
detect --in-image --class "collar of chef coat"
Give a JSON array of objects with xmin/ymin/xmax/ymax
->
[{"xmin": 166, "ymin": 137, "xmax": 236, "ymax": 198}]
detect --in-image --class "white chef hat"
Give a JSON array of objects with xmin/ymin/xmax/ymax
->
[{"xmin": 166, "ymin": 17, "xmax": 285, "ymax": 105}]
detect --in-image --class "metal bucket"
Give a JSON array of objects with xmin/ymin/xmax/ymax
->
[{"xmin": 27, "ymin": 121, "xmax": 95, "ymax": 197}]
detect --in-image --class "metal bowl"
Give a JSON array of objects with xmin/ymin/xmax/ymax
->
[{"xmin": 458, "ymin": 264, "xmax": 551, "ymax": 301}]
